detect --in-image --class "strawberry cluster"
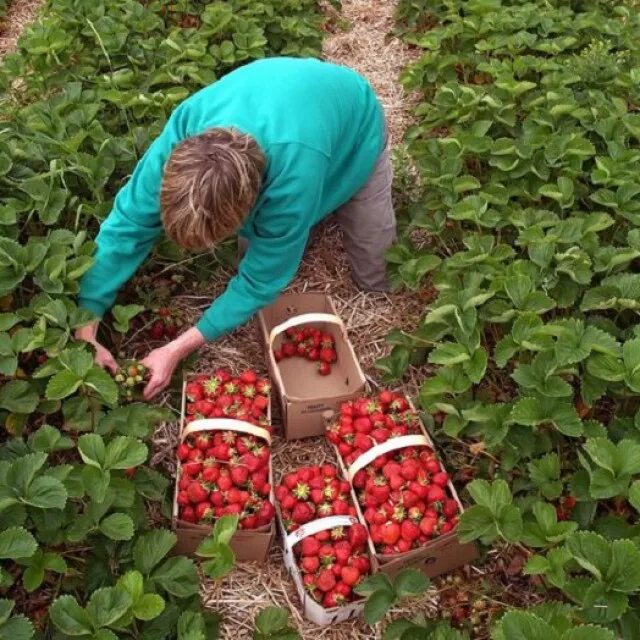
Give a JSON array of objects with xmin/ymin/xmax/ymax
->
[
  {"xmin": 273, "ymin": 326, "xmax": 338, "ymax": 376},
  {"xmin": 293, "ymin": 523, "xmax": 371, "ymax": 609},
  {"xmin": 176, "ymin": 368, "xmax": 275, "ymax": 530},
  {"xmin": 326, "ymin": 391, "xmax": 460, "ymax": 555},
  {"xmin": 275, "ymin": 464, "xmax": 358, "ymax": 532},
  {"xmin": 148, "ymin": 307, "xmax": 183, "ymax": 340},
  {"xmin": 114, "ymin": 361, "xmax": 148, "ymax": 402},
  {"xmin": 325, "ymin": 391, "xmax": 422, "ymax": 466},
  {"xmin": 184, "ymin": 368, "xmax": 271, "ymax": 427}
]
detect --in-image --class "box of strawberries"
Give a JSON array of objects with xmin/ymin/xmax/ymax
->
[
  {"xmin": 172, "ymin": 368, "xmax": 276, "ymax": 561},
  {"xmin": 325, "ymin": 391, "xmax": 478, "ymax": 578},
  {"xmin": 274, "ymin": 463, "xmax": 372, "ymax": 625},
  {"xmin": 257, "ymin": 292, "xmax": 366, "ymax": 440}
]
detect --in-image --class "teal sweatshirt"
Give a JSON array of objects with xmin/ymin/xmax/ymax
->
[{"xmin": 78, "ymin": 57, "xmax": 384, "ymax": 341}]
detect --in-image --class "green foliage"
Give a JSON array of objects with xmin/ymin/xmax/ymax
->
[
  {"xmin": 253, "ymin": 607, "xmax": 300, "ymax": 640},
  {"xmin": 389, "ymin": 0, "xmax": 640, "ymax": 633},
  {"xmin": 355, "ymin": 569, "xmax": 430, "ymax": 625},
  {"xmin": 0, "ymin": 0, "xmax": 327, "ymax": 636}
]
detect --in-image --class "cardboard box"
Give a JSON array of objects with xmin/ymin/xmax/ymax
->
[
  {"xmin": 278, "ymin": 514, "xmax": 366, "ymax": 626},
  {"xmin": 327, "ymin": 401, "xmax": 478, "ymax": 579},
  {"xmin": 172, "ymin": 378, "xmax": 275, "ymax": 562},
  {"xmin": 257, "ymin": 293, "xmax": 366, "ymax": 440}
]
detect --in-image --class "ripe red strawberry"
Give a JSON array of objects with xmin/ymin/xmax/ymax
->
[
  {"xmin": 185, "ymin": 382, "xmax": 205, "ymax": 401},
  {"xmin": 380, "ymin": 522, "xmax": 400, "ymax": 545},
  {"xmin": 340, "ymin": 566, "xmax": 360, "ymax": 587},
  {"xmin": 292, "ymin": 502, "xmax": 314, "ymax": 525},
  {"xmin": 301, "ymin": 536, "xmax": 321, "ymax": 557},
  {"xmin": 378, "ymin": 390, "xmax": 393, "ymax": 405},
  {"xmin": 432, "ymin": 472, "xmax": 449, "ymax": 487},
  {"xmin": 443, "ymin": 499, "xmax": 459, "ymax": 518},
  {"xmin": 149, "ymin": 321, "xmax": 165, "ymax": 340},
  {"xmin": 348, "ymin": 524, "xmax": 368, "ymax": 551},
  {"xmin": 420, "ymin": 517, "xmax": 436, "ymax": 537},
  {"xmin": 196, "ymin": 502, "xmax": 213, "ymax": 521},
  {"xmin": 282, "ymin": 342, "xmax": 296, "ymax": 358},
  {"xmin": 187, "ymin": 481, "xmax": 208, "ymax": 504},
  {"xmin": 181, "ymin": 506, "xmax": 196, "ymax": 523},
  {"xmin": 230, "ymin": 465, "xmax": 249, "ymax": 486},
  {"xmin": 301, "ymin": 556, "xmax": 320, "ymax": 573},
  {"xmin": 317, "ymin": 362, "xmax": 331, "ymax": 376},
  {"xmin": 427, "ymin": 485, "xmax": 445, "ymax": 503},
  {"xmin": 401, "ymin": 520, "xmax": 420, "ymax": 542},
  {"xmin": 319, "ymin": 347, "xmax": 337, "ymax": 364},
  {"xmin": 316, "ymin": 569, "xmax": 336, "ymax": 593},
  {"xmin": 177, "ymin": 444, "xmax": 191, "ymax": 461},
  {"xmin": 334, "ymin": 541, "xmax": 351, "ymax": 565}
]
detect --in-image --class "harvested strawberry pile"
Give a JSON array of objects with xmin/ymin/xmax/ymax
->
[
  {"xmin": 326, "ymin": 391, "xmax": 460, "ymax": 555},
  {"xmin": 175, "ymin": 368, "xmax": 275, "ymax": 530},
  {"xmin": 292, "ymin": 522, "xmax": 371, "ymax": 608},
  {"xmin": 184, "ymin": 368, "xmax": 271, "ymax": 425},
  {"xmin": 325, "ymin": 390, "xmax": 421, "ymax": 465},
  {"xmin": 275, "ymin": 464, "xmax": 358, "ymax": 531},
  {"xmin": 274, "ymin": 326, "xmax": 338, "ymax": 375}
]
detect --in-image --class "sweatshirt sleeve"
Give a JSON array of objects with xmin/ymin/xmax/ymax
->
[
  {"xmin": 78, "ymin": 119, "xmax": 182, "ymax": 318},
  {"xmin": 195, "ymin": 146, "xmax": 328, "ymax": 341}
]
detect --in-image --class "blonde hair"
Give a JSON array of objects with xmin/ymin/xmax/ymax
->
[{"xmin": 160, "ymin": 128, "xmax": 265, "ymax": 250}]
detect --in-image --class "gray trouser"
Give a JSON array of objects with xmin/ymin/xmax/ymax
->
[{"xmin": 238, "ymin": 135, "xmax": 396, "ymax": 292}]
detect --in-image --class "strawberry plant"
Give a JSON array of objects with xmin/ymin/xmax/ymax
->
[
  {"xmin": 0, "ymin": 0, "xmax": 328, "ymax": 635},
  {"xmin": 387, "ymin": 0, "xmax": 640, "ymax": 633}
]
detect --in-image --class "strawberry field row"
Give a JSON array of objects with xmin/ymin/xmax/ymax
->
[
  {"xmin": 0, "ymin": 1, "xmax": 326, "ymax": 638},
  {"xmin": 384, "ymin": 0, "xmax": 640, "ymax": 636}
]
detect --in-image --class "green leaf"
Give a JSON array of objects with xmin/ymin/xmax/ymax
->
[
  {"xmin": 49, "ymin": 596, "xmax": 93, "ymax": 636},
  {"xmin": 28, "ymin": 425, "xmax": 74, "ymax": 452},
  {"xmin": 212, "ymin": 514, "xmax": 238, "ymax": 546},
  {"xmin": 133, "ymin": 529, "xmax": 177, "ymax": 575},
  {"xmin": 86, "ymin": 587, "xmax": 132, "ymax": 629},
  {"xmin": 254, "ymin": 607, "xmax": 289, "ymax": 634},
  {"xmin": 45, "ymin": 370, "xmax": 82, "ymax": 400},
  {"xmin": 78, "ymin": 434, "xmax": 106, "ymax": 468},
  {"xmin": 563, "ymin": 627, "xmax": 615, "ymax": 640},
  {"xmin": 393, "ymin": 569, "xmax": 430, "ymax": 598},
  {"xmin": 629, "ymin": 481, "xmax": 640, "ymax": 513},
  {"xmin": 23, "ymin": 475, "xmax": 67, "ymax": 510},
  {"xmin": 363, "ymin": 589, "xmax": 395, "ymax": 625},
  {"xmin": 133, "ymin": 594, "xmax": 165, "ymax": 622},
  {"xmin": 103, "ymin": 436, "xmax": 148, "ymax": 470},
  {"xmin": 606, "ymin": 539, "xmax": 640, "ymax": 592},
  {"xmin": 99, "ymin": 513, "xmax": 134, "ymax": 541},
  {"xmin": 0, "ymin": 528, "xmax": 37, "ymax": 560},
  {"xmin": 566, "ymin": 532, "xmax": 611, "ymax": 580},
  {"xmin": 151, "ymin": 557, "xmax": 200, "ymax": 598},
  {"xmin": 111, "ymin": 304, "xmax": 144, "ymax": 333},
  {"xmin": 117, "ymin": 571, "xmax": 144, "ymax": 603},
  {"xmin": 84, "ymin": 368, "xmax": 118, "ymax": 406},
  {"xmin": 0, "ymin": 381, "xmax": 39, "ymax": 413},
  {"xmin": 201, "ymin": 544, "xmax": 235, "ymax": 580},
  {"xmin": 354, "ymin": 573, "xmax": 393, "ymax": 597},
  {"xmin": 0, "ymin": 613, "xmax": 33, "ymax": 640},
  {"xmin": 499, "ymin": 612, "xmax": 560, "ymax": 640},
  {"xmin": 428, "ymin": 342, "xmax": 469, "ymax": 366}
]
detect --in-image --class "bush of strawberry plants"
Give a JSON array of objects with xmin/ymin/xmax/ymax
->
[
  {"xmin": 0, "ymin": 0, "xmax": 328, "ymax": 636},
  {"xmin": 383, "ymin": 0, "xmax": 640, "ymax": 635}
]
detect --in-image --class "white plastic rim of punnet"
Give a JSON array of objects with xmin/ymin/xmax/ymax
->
[
  {"xmin": 173, "ymin": 418, "xmax": 274, "ymax": 530},
  {"xmin": 267, "ymin": 312, "xmax": 345, "ymax": 387},
  {"xmin": 283, "ymin": 515, "xmax": 366, "ymax": 626}
]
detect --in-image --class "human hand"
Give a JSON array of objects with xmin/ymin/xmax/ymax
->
[
  {"xmin": 75, "ymin": 322, "xmax": 118, "ymax": 374},
  {"xmin": 141, "ymin": 343, "xmax": 182, "ymax": 399}
]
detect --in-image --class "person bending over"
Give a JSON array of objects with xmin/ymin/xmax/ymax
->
[{"xmin": 76, "ymin": 57, "xmax": 396, "ymax": 398}]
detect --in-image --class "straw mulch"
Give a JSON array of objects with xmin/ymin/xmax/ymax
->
[{"xmin": 0, "ymin": 0, "xmax": 42, "ymax": 57}]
